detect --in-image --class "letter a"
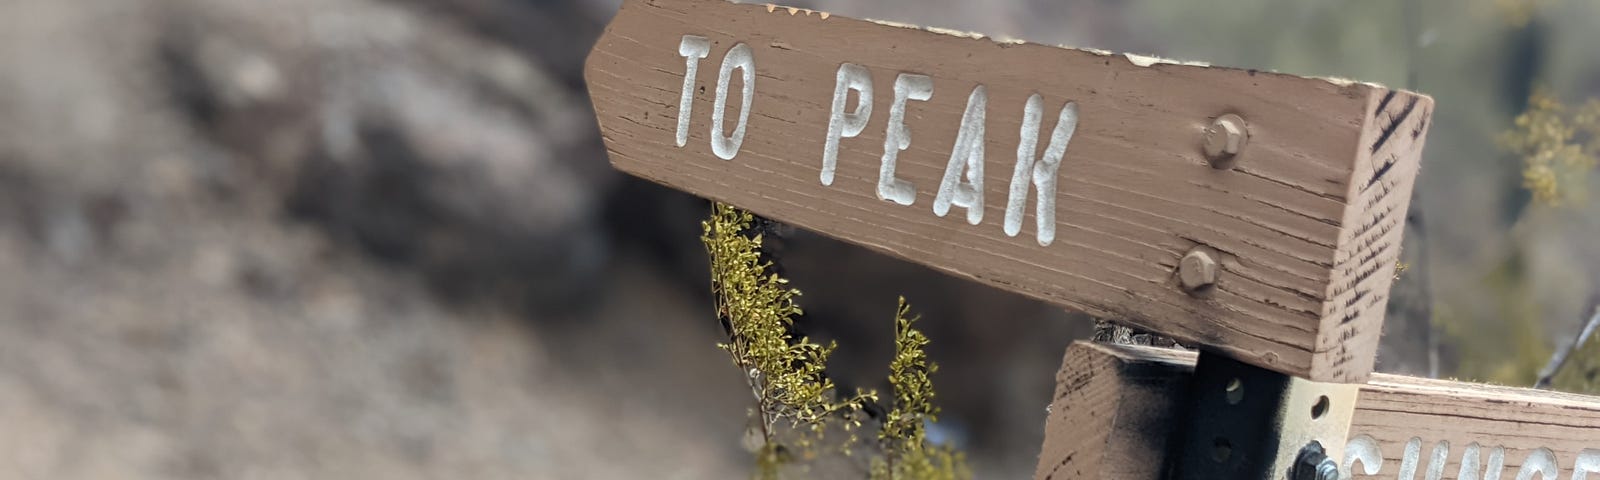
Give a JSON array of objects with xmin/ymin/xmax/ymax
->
[{"xmin": 934, "ymin": 85, "xmax": 986, "ymax": 225}]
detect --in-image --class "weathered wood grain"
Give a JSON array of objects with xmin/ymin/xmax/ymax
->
[
  {"xmin": 1036, "ymin": 342, "xmax": 1600, "ymax": 480},
  {"xmin": 583, "ymin": 0, "xmax": 1433, "ymax": 382}
]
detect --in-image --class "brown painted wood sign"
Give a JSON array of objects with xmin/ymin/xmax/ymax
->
[
  {"xmin": 1037, "ymin": 342, "xmax": 1600, "ymax": 480},
  {"xmin": 584, "ymin": 0, "xmax": 1433, "ymax": 382}
]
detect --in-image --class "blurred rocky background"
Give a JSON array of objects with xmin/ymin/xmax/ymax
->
[{"xmin": 0, "ymin": 0, "xmax": 1597, "ymax": 478}]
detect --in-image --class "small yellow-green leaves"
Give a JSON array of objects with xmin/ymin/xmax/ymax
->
[
  {"xmin": 1500, "ymin": 89, "xmax": 1600, "ymax": 206},
  {"xmin": 870, "ymin": 298, "xmax": 969, "ymax": 480},
  {"xmin": 880, "ymin": 297, "xmax": 936, "ymax": 448},
  {"xmin": 703, "ymin": 204, "xmax": 964, "ymax": 479},
  {"xmin": 703, "ymin": 203, "xmax": 870, "ymax": 475}
]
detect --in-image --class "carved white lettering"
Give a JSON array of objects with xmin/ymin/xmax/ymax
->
[
  {"xmin": 1400, "ymin": 438, "xmax": 1425, "ymax": 480},
  {"xmin": 1341, "ymin": 434, "xmax": 1594, "ymax": 480},
  {"xmin": 1457, "ymin": 443, "xmax": 1509, "ymax": 480},
  {"xmin": 1344, "ymin": 434, "xmax": 1385, "ymax": 480},
  {"xmin": 1573, "ymin": 449, "xmax": 1600, "ymax": 480},
  {"xmin": 934, "ymin": 85, "xmax": 987, "ymax": 225},
  {"xmin": 675, "ymin": 44, "xmax": 1103, "ymax": 243},
  {"xmin": 1460, "ymin": 443, "xmax": 1484, "ymax": 480},
  {"xmin": 821, "ymin": 63, "xmax": 872, "ymax": 186},
  {"xmin": 1005, "ymin": 94, "xmax": 1077, "ymax": 246},
  {"xmin": 878, "ymin": 73, "xmax": 932, "ymax": 205},
  {"xmin": 1487, "ymin": 446, "xmax": 1508, "ymax": 480},
  {"xmin": 711, "ymin": 43, "xmax": 755, "ymax": 160},
  {"xmin": 674, "ymin": 35, "xmax": 712, "ymax": 148},
  {"xmin": 1389, "ymin": 439, "xmax": 1457, "ymax": 480},
  {"xmin": 1426, "ymin": 441, "xmax": 1451, "ymax": 480},
  {"xmin": 1517, "ymin": 448, "xmax": 1560, "ymax": 480}
]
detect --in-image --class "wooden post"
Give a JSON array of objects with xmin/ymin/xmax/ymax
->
[
  {"xmin": 585, "ymin": 0, "xmax": 1432, "ymax": 382},
  {"xmin": 1037, "ymin": 342, "xmax": 1600, "ymax": 480}
]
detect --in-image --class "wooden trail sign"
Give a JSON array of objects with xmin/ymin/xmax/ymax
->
[
  {"xmin": 1037, "ymin": 342, "xmax": 1600, "ymax": 480},
  {"xmin": 584, "ymin": 0, "xmax": 1433, "ymax": 382}
]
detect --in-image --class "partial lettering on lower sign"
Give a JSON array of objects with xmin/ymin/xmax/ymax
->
[{"xmin": 1342, "ymin": 434, "xmax": 1599, "ymax": 479}]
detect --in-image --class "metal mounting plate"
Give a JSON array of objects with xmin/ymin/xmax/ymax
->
[{"xmin": 1163, "ymin": 351, "xmax": 1358, "ymax": 479}]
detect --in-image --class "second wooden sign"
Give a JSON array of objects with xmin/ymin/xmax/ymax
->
[{"xmin": 1037, "ymin": 342, "xmax": 1600, "ymax": 480}]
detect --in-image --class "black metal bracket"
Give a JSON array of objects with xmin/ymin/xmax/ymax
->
[{"xmin": 1163, "ymin": 351, "xmax": 1358, "ymax": 480}]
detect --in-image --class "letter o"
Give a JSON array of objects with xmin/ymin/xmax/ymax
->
[{"xmin": 711, "ymin": 43, "xmax": 755, "ymax": 160}]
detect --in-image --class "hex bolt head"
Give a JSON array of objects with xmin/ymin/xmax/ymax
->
[
  {"xmin": 1314, "ymin": 457, "xmax": 1340, "ymax": 480},
  {"xmin": 1203, "ymin": 113, "xmax": 1249, "ymax": 168},
  {"xmin": 1292, "ymin": 441, "xmax": 1341, "ymax": 480},
  {"xmin": 1178, "ymin": 249, "xmax": 1218, "ymax": 293}
]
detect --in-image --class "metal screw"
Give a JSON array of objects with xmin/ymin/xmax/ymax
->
[
  {"xmin": 1292, "ymin": 441, "xmax": 1340, "ymax": 480},
  {"xmin": 1178, "ymin": 248, "xmax": 1218, "ymax": 293},
  {"xmin": 1203, "ymin": 113, "xmax": 1248, "ymax": 168}
]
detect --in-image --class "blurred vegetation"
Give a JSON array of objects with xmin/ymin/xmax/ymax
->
[
  {"xmin": 1499, "ymin": 86, "xmax": 1600, "ymax": 390},
  {"xmin": 1435, "ymin": 82, "xmax": 1600, "ymax": 386},
  {"xmin": 1433, "ymin": 257, "xmax": 1551, "ymax": 385},
  {"xmin": 1500, "ymin": 89, "xmax": 1600, "ymax": 206},
  {"xmin": 1549, "ymin": 309, "xmax": 1600, "ymax": 393},
  {"xmin": 703, "ymin": 203, "xmax": 967, "ymax": 479},
  {"xmin": 1486, "ymin": 0, "xmax": 1556, "ymax": 28}
]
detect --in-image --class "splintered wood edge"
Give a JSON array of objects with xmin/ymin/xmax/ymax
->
[
  {"xmin": 1317, "ymin": 89, "xmax": 1434, "ymax": 382},
  {"xmin": 1036, "ymin": 342, "xmax": 1600, "ymax": 480},
  {"xmin": 585, "ymin": 0, "xmax": 1433, "ymax": 382}
]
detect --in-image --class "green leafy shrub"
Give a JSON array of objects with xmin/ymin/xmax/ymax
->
[
  {"xmin": 871, "ymin": 298, "xmax": 967, "ymax": 480},
  {"xmin": 703, "ymin": 203, "xmax": 873, "ymax": 477},
  {"xmin": 701, "ymin": 203, "xmax": 967, "ymax": 480}
]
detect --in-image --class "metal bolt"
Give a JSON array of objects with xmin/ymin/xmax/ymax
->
[
  {"xmin": 1292, "ymin": 441, "xmax": 1341, "ymax": 480},
  {"xmin": 1178, "ymin": 249, "xmax": 1218, "ymax": 293},
  {"xmin": 1203, "ymin": 113, "xmax": 1248, "ymax": 168}
]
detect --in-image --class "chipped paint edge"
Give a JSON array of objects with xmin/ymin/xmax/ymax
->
[{"xmin": 745, "ymin": 0, "xmax": 1396, "ymax": 91}]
